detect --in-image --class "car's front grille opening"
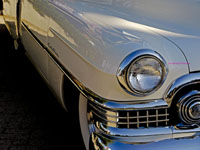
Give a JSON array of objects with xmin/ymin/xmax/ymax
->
[
  {"xmin": 117, "ymin": 109, "xmax": 169, "ymax": 128},
  {"xmin": 88, "ymin": 102, "xmax": 169, "ymax": 129}
]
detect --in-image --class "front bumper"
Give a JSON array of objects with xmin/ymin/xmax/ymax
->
[{"xmin": 90, "ymin": 130, "xmax": 200, "ymax": 150}]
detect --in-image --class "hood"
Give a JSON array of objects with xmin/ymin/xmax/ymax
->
[
  {"xmin": 49, "ymin": 0, "xmax": 200, "ymax": 73},
  {"xmin": 120, "ymin": 0, "xmax": 200, "ymax": 72},
  {"xmin": 80, "ymin": 0, "xmax": 200, "ymax": 72}
]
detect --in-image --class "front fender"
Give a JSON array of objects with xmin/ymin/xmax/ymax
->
[{"xmin": 47, "ymin": 0, "xmax": 188, "ymax": 101}]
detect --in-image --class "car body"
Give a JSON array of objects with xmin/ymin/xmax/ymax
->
[{"xmin": 2, "ymin": 0, "xmax": 200, "ymax": 149}]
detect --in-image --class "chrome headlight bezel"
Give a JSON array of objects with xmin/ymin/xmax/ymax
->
[{"xmin": 117, "ymin": 49, "xmax": 168, "ymax": 96}]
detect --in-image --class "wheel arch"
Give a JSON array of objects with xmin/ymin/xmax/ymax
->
[
  {"xmin": 62, "ymin": 75, "xmax": 80, "ymax": 112},
  {"xmin": 62, "ymin": 75, "xmax": 88, "ymax": 149}
]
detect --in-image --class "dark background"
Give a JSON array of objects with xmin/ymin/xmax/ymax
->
[
  {"xmin": 0, "ymin": 0, "xmax": 2, "ymax": 11},
  {"xmin": 0, "ymin": 18, "xmax": 85, "ymax": 149}
]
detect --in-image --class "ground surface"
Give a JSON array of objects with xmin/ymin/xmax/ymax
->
[{"xmin": 0, "ymin": 16, "xmax": 85, "ymax": 150}]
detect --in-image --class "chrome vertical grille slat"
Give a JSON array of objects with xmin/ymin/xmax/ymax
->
[
  {"xmin": 147, "ymin": 110, "xmax": 149, "ymax": 128},
  {"xmin": 88, "ymin": 102, "xmax": 169, "ymax": 129},
  {"xmin": 137, "ymin": 111, "xmax": 140, "ymax": 128},
  {"xmin": 156, "ymin": 109, "xmax": 159, "ymax": 127},
  {"xmin": 165, "ymin": 109, "xmax": 168, "ymax": 126}
]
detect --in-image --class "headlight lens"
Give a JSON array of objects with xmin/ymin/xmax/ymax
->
[
  {"xmin": 117, "ymin": 49, "xmax": 168, "ymax": 96},
  {"xmin": 127, "ymin": 57, "xmax": 163, "ymax": 94}
]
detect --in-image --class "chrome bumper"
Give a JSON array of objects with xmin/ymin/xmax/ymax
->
[
  {"xmin": 89, "ymin": 119, "xmax": 200, "ymax": 150},
  {"xmin": 90, "ymin": 130, "xmax": 200, "ymax": 150}
]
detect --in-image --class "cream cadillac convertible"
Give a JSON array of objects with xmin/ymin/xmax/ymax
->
[{"xmin": 2, "ymin": 0, "xmax": 200, "ymax": 149}]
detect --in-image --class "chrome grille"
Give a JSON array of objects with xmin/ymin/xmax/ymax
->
[{"xmin": 88, "ymin": 103, "xmax": 169, "ymax": 129}]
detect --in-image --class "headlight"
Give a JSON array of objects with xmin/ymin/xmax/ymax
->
[{"xmin": 117, "ymin": 49, "xmax": 168, "ymax": 96}]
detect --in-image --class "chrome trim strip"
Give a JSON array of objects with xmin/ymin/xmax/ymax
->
[
  {"xmin": 89, "ymin": 98, "xmax": 169, "ymax": 111},
  {"xmin": 96, "ymin": 122, "xmax": 172, "ymax": 138},
  {"xmin": 117, "ymin": 49, "xmax": 168, "ymax": 96}
]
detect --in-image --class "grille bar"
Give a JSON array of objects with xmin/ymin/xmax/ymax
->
[
  {"xmin": 118, "ymin": 114, "xmax": 169, "ymax": 119},
  {"xmin": 88, "ymin": 103, "xmax": 169, "ymax": 129},
  {"xmin": 147, "ymin": 110, "xmax": 149, "ymax": 128},
  {"xmin": 117, "ymin": 119, "xmax": 169, "ymax": 125}
]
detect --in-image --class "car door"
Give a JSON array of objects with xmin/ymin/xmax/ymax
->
[{"xmin": 20, "ymin": 0, "xmax": 50, "ymax": 80}]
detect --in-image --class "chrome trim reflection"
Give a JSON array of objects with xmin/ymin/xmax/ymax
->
[
  {"xmin": 117, "ymin": 49, "xmax": 168, "ymax": 96},
  {"xmin": 165, "ymin": 73, "xmax": 200, "ymax": 106}
]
